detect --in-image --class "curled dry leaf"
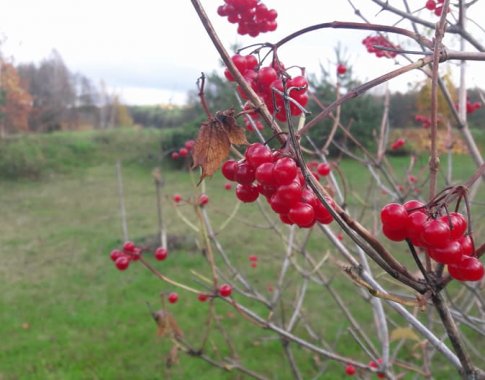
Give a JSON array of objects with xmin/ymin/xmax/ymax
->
[
  {"xmin": 152, "ymin": 310, "xmax": 183, "ymax": 339},
  {"xmin": 192, "ymin": 109, "xmax": 247, "ymax": 183}
]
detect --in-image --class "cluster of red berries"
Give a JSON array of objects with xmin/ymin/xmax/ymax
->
[
  {"xmin": 362, "ymin": 35, "xmax": 398, "ymax": 58},
  {"xmin": 221, "ymin": 143, "xmax": 336, "ymax": 228},
  {"xmin": 217, "ymin": 0, "xmax": 277, "ymax": 37},
  {"xmin": 171, "ymin": 140, "xmax": 195, "ymax": 160},
  {"xmin": 110, "ymin": 242, "xmax": 169, "ymax": 271},
  {"xmin": 425, "ymin": 0, "xmax": 449, "ymax": 16},
  {"xmin": 381, "ymin": 201, "xmax": 484, "ymax": 282},
  {"xmin": 224, "ymin": 54, "xmax": 309, "ymax": 122},
  {"xmin": 455, "ymin": 100, "xmax": 482, "ymax": 114},
  {"xmin": 391, "ymin": 138, "xmax": 405, "ymax": 150},
  {"xmin": 415, "ymin": 114, "xmax": 431, "ymax": 129}
]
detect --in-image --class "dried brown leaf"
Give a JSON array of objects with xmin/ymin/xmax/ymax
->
[
  {"xmin": 166, "ymin": 344, "xmax": 180, "ymax": 368},
  {"xmin": 217, "ymin": 109, "xmax": 247, "ymax": 145},
  {"xmin": 152, "ymin": 310, "xmax": 183, "ymax": 339},
  {"xmin": 192, "ymin": 109, "xmax": 247, "ymax": 183}
]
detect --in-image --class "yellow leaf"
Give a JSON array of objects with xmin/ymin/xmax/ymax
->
[{"xmin": 390, "ymin": 327, "xmax": 420, "ymax": 342}]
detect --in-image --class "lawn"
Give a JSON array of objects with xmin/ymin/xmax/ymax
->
[{"xmin": 0, "ymin": 130, "xmax": 484, "ymax": 379}]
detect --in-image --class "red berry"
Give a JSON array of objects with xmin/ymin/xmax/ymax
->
[
  {"xmin": 316, "ymin": 162, "xmax": 331, "ymax": 176},
  {"xmin": 123, "ymin": 241, "xmax": 136, "ymax": 253},
  {"xmin": 245, "ymin": 143, "xmax": 273, "ymax": 168},
  {"xmin": 403, "ymin": 200, "xmax": 425, "ymax": 214},
  {"xmin": 425, "ymin": 0, "xmax": 436, "ymax": 10},
  {"xmin": 154, "ymin": 247, "xmax": 168, "ymax": 261},
  {"xmin": 421, "ymin": 219, "xmax": 451, "ymax": 248},
  {"xmin": 255, "ymin": 162, "xmax": 276, "ymax": 186},
  {"xmin": 235, "ymin": 161, "xmax": 256, "ymax": 185},
  {"xmin": 110, "ymin": 249, "xmax": 124, "ymax": 261},
  {"xmin": 257, "ymin": 67, "xmax": 278, "ymax": 88},
  {"xmin": 179, "ymin": 147, "xmax": 188, "ymax": 157},
  {"xmin": 382, "ymin": 224, "xmax": 407, "ymax": 242},
  {"xmin": 458, "ymin": 235, "xmax": 474, "ymax": 256},
  {"xmin": 337, "ymin": 64, "xmax": 347, "ymax": 75},
  {"xmin": 184, "ymin": 140, "xmax": 195, "ymax": 150},
  {"xmin": 198, "ymin": 293, "xmax": 209, "ymax": 302},
  {"xmin": 276, "ymin": 181, "xmax": 303, "ymax": 206},
  {"xmin": 273, "ymin": 157, "xmax": 298, "ymax": 186},
  {"xmin": 173, "ymin": 194, "xmax": 182, "ymax": 203},
  {"xmin": 345, "ymin": 364, "xmax": 356, "ymax": 376},
  {"xmin": 249, "ymin": 255, "xmax": 258, "ymax": 261},
  {"xmin": 115, "ymin": 256, "xmax": 130, "ymax": 271},
  {"xmin": 448, "ymin": 257, "xmax": 484, "ymax": 282},
  {"xmin": 222, "ymin": 160, "xmax": 237, "ymax": 181},
  {"xmin": 250, "ymin": 262, "xmax": 257, "ymax": 268},
  {"xmin": 380, "ymin": 203, "xmax": 409, "ymax": 230},
  {"xmin": 224, "ymin": 182, "xmax": 232, "ymax": 190},
  {"xmin": 440, "ymin": 212, "xmax": 467, "ymax": 240},
  {"xmin": 219, "ymin": 284, "xmax": 233, "ymax": 297},
  {"xmin": 407, "ymin": 211, "xmax": 428, "ymax": 247},
  {"xmin": 236, "ymin": 184, "xmax": 260, "ymax": 203},
  {"xmin": 288, "ymin": 202, "xmax": 316, "ymax": 227},
  {"xmin": 168, "ymin": 292, "xmax": 179, "ymax": 304},
  {"xmin": 199, "ymin": 194, "xmax": 209, "ymax": 206},
  {"xmin": 171, "ymin": 152, "xmax": 179, "ymax": 160},
  {"xmin": 427, "ymin": 241, "xmax": 463, "ymax": 265}
]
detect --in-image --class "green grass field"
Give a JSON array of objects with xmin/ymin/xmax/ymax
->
[{"xmin": 1, "ymin": 130, "xmax": 484, "ymax": 379}]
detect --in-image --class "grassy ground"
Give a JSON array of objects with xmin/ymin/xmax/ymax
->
[{"xmin": 1, "ymin": 130, "xmax": 484, "ymax": 379}]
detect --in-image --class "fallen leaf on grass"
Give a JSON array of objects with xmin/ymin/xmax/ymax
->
[{"xmin": 192, "ymin": 109, "xmax": 247, "ymax": 183}]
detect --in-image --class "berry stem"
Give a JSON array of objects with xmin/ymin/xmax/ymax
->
[{"xmin": 139, "ymin": 256, "xmax": 200, "ymax": 294}]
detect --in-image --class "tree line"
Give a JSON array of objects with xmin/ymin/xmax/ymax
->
[{"xmin": 0, "ymin": 49, "xmax": 133, "ymax": 137}]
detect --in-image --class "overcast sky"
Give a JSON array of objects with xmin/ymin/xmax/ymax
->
[{"xmin": 1, "ymin": 0, "xmax": 484, "ymax": 105}]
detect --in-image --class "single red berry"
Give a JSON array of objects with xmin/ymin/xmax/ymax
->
[
  {"xmin": 407, "ymin": 211, "xmax": 428, "ymax": 247},
  {"xmin": 269, "ymin": 193, "xmax": 291, "ymax": 214},
  {"xmin": 184, "ymin": 140, "xmax": 195, "ymax": 150},
  {"xmin": 250, "ymin": 262, "xmax": 257, "ymax": 268},
  {"xmin": 219, "ymin": 284, "xmax": 233, "ymax": 297},
  {"xmin": 179, "ymin": 147, "xmax": 188, "ymax": 157},
  {"xmin": 222, "ymin": 160, "xmax": 238, "ymax": 181},
  {"xmin": 425, "ymin": 0, "xmax": 436, "ymax": 10},
  {"xmin": 249, "ymin": 255, "xmax": 258, "ymax": 261},
  {"xmin": 171, "ymin": 152, "xmax": 179, "ymax": 160},
  {"xmin": 337, "ymin": 232, "xmax": 344, "ymax": 241},
  {"xmin": 288, "ymin": 202, "xmax": 316, "ymax": 227},
  {"xmin": 273, "ymin": 157, "xmax": 298, "ymax": 186},
  {"xmin": 345, "ymin": 364, "xmax": 356, "ymax": 376},
  {"xmin": 110, "ymin": 249, "xmax": 124, "ymax": 262},
  {"xmin": 448, "ymin": 257, "xmax": 484, "ymax": 282},
  {"xmin": 168, "ymin": 292, "xmax": 179, "ymax": 304},
  {"xmin": 337, "ymin": 64, "xmax": 347, "ymax": 75},
  {"xmin": 115, "ymin": 256, "xmax": 130, "ymax": 271},
  {"xmin": 154, "ymin": 247, "xmax": 168, "ymax": 261},
  {"xmin": 236, "ymin": 184, "xmax": 260, "ymax": 203},
  {"xmin": 255, "ymin": 162, "xmax": 276, "ymax": 186},
  {"xmin": 380, "ymin": 203, "xmax": 409, "ymax": 230},
  {"xmin": 458, "ymin": 235, "xmax": 474, "ymax": 256},
  {"xmin": 235, "ymin": 160, "xmax": 256, "ymax": 185},
  {"xmin": 172, "ymin": 194, "xmax": 182, "ymax": 203},
  {"xmin": 123, "ymin": 241, "xmax": 136, "ymax": 253},
  {"xmin": 276, "ymin": 181, "xmax": 303, "ymax": 206},
  {"xmin": 224, "ymin": 182, "xmax": 232, "ymax": 190},
  {"xmin": 199, "ymin": 194, "xmax": 209, "ymax": 206},
  {"xmin": 316, "ymin": 162, "xmax": 331, "ymax": 176},
  {"xmin": 245, "ymin": 143, "xmax": 273, "ymax": 168},
  {"xmin": 421, "ymin": 219, "xmax": 451, "ymax": 248},
  {"xmin": 382, "ymin": 224, "xmax": 407, "ymax": 242},
  {"xmin": 440, "ymin": 212, "xmax": 467, "ymax": 240},
  {"xmin": 403, "ymin": 200, "xmax": 425, "ymax": 214},
  {"xmin": 427, "ymin": 241, "xmax": 463, "ymax": 265},
  {"xmin": 198, "ymin": 293, "xmax": 209, "ymax": 302}
]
